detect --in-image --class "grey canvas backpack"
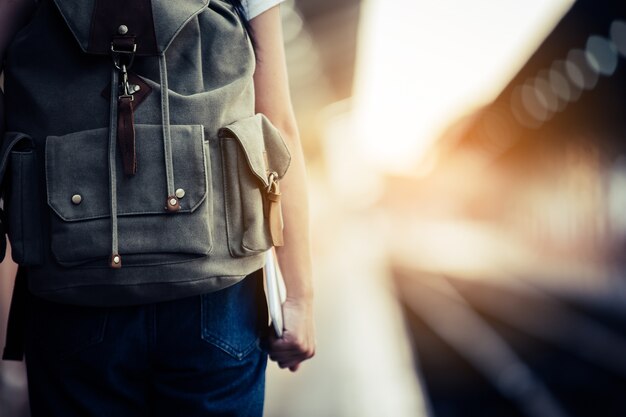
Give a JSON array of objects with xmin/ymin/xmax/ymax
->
[{"xmin": 0, "ymin": 0, "xmax": 291, "ymax": 307}]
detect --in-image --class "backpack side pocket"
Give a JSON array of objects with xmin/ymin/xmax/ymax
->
[
  {"xmin": 219, "ymin": 114, "xmax": 291, "ymax": 257},
  {"xmin": 0, "ymin": 132, "xmax": 44, "ymax": 265}
]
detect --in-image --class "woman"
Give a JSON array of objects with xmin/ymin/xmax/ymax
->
[{"xmin": 0, "ymin": 0, "xmax": 315, "ymax": 415}]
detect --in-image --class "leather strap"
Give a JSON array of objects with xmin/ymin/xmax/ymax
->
[
  {"xmin": 89, "ymin": 0, "xmax": 158, "ymax": 55},
  {"xmin": 267, "ymin": 186, "xmax": 284, "ymax": 247},
  {"xmin": 109, "ymin": 253, "xmax": 122, "ymax": 269},
  {"xmin": 117, "ymin": 96, "xmax": 137, "ymax": 176}
]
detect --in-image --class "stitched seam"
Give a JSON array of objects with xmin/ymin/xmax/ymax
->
[
  {"xmin": 221, "ymin": 137, "xmax": 237, "ymax": 257},
  {"xmin": 51, "ymin": 0, "xmax": 90, "ymax": 52},
  {"xmin": 35, "ymin": 273, "xmax": 250, "ymax": 293},
  {"xmin": 54, "ymin": 252, "xmax": 211, "ymax": 269},
  {"xmin": 201, "ymin": 332, "xmax": 257, "ymax": 360},
  {"xmin": 48, "ymin": 208, "xmax": 199, "ymax": 222},
  {"xmin": 160, "ymin": 0, "xmax": 210, "ymax": 53}
]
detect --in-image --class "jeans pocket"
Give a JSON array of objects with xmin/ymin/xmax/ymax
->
[
  {"xmin": 30, "ymin": 296, "xmax": 109, "ymax": 360},
  {"xmin": 200, "ymin": 268, "xmax": 267, "ymax": 360}
]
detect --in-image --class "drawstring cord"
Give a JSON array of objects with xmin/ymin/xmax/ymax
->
[
  {"xmin": 159, "ymin": 54, "xmax": 180, "ymax": 212},
  {"xmin": 107, "ymin": 49, "xmax": 179, "ymax": 267},
  {"xmin": 108, "ymin": 67, "xmax": 122, "ymax": 268},
  {"xmin": 109, "ymin": 36, "xmax": 138, "ymax": 268}
]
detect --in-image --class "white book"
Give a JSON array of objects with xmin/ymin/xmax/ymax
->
[{"xmin": 263, "ymin": 248, "xmax": 285, "ymax": 338}]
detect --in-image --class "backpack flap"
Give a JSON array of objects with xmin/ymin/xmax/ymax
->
[
  {"xmin": 52, "ymin": 0, "xmax": 209, "ymax": 55},
  {"xmin": 219, "ymin": 114, "xmax": 291, "ymax": 186}
]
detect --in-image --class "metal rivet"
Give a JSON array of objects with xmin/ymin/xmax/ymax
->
[
  {"xmin": 169, "ymin": 198, "xmax": 178, "ymax": 206},
  {"xmin": 175, "ymin": 188, "xmax": 185, "ymax": 199},
  {"xmin": 113, "ymin": 255, "xmax": 120, "ymax": 264},
  {"xmin": 71, "ymin": 194, "xmax": 82, "ymax": 205},
  {"xmin": 118, "ymin": 24, "xmax": 129, "ymax": 35}
]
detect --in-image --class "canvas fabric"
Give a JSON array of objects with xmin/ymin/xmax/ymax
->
[{"xmin": 0, "ymin": 0, "xmax": 291, "ymax": 306}]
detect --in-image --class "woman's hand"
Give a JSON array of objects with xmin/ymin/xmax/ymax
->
[{"xmin": 266, "ymin": 297, "xmax": 316, "ymax": 372}]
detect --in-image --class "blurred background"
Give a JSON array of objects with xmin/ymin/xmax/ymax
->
[{"xmin": 3, "ymin": 0, "xmax": 626, "ymax": 416}]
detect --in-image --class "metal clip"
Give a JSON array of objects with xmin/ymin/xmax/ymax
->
[{"xmin": 118, "ymin": 64, "xmax": 136, "ymax": 101}]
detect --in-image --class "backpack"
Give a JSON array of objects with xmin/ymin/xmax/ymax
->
[{"xmin": 0, "ymin": 0, "xmax": 291, "ymax": 307}]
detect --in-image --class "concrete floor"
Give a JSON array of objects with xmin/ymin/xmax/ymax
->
[{"xmin": 263, "ymin": 178, "xmax": 430, "ymax": 417}]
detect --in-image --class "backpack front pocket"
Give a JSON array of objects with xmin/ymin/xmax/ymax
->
[
  {"xmin": 45, "ymin": 124, "xmax": 212, "ymax": 267},
  {"xmin": 219, "ymin": 114, "xmax": 291, "ymax": 257}
]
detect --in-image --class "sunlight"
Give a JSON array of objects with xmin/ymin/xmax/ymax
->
[{"xmin": 351, "ymin": 0, "xmax": 575, "ymax": 173}]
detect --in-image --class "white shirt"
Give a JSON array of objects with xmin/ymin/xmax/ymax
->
[{"xmin": 242, "ymin": 0, "xmax": 285, "ymax": 21}]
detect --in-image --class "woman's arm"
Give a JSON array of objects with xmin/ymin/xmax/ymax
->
[{"xmin": 249, "ymin": 6, "xmax": 315, "ymax": 372}]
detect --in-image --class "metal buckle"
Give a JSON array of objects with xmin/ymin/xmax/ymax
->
[
  {"xmin": 111, "ymin": 42, "xmax": 137, "ymax": 70},
  {"xmin": 266, "ymin": 171, "xmax": 279, "ymax": 194}
]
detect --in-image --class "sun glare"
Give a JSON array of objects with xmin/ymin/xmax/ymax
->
[{"xmin": 350, "ymin": 0, "xmax": 575, "ymax": 173}]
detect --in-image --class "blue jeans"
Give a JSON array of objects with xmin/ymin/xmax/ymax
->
[{"xmin": 23, "ymin": 269, "xmax": 269, "ymax": 417}]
